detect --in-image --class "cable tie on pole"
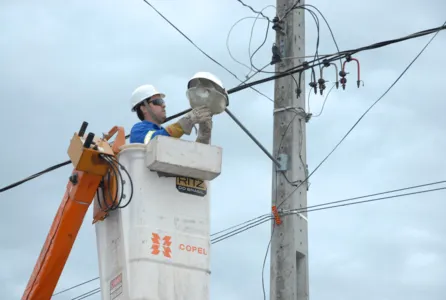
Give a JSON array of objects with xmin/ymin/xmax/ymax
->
[
  {"xmin": 272, "ymin": 205, "xmax": 282, "ymax": 225},
  {"xmin": 273, "ymin": 106, "xmax": 300, "ymax": 114}
]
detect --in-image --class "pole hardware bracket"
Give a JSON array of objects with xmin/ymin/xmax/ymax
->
[
  {"xmin": 276, "ymin": 153, "xmax": 289, "ymax": 171},
  {"xmin": 295, "ymin": 108, "xmax": 312, "ymax": 123}
]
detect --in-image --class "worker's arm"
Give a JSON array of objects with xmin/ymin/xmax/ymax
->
[
  {"xmin": 130, "ymin": 106, "xmax": 213, "ymax": 144},
  {"xmin": 195, "ymin": 118, "xmax": 212, "ymax": 144},
  {"xmin": 145, "ymin": 122, "xmax": 186, "ymax": 143}
]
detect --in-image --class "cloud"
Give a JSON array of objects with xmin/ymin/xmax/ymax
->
[{"xmin": 1, "ymin": 0, "xmax": 445, "ymax": 299}]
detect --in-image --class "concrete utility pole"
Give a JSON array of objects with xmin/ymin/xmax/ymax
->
[{"xmin": 270, "ymin": 0, "xmax": 309, "ymax": 299}]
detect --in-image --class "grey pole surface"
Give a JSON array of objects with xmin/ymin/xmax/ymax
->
[{"xmin": 270, "ymin": 0, "xmax": 309, "ymax": 299}]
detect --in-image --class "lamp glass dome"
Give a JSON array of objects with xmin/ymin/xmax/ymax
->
[{"xmin": 186, "ymin": 73, "xmax": 228, "ymax": 115}]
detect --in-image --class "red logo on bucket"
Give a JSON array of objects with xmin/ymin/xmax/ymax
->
[{"xmin": 151, "ymin": 233, "xmax": 172, "ymax": 258}]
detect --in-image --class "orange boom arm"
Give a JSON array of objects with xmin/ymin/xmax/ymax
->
[
  {"xmin": 22, "ymin": 122, "xmax": 126, "ymax": 300},
  {"xmin": 22, "ymin": 170, "xmax": 102, "ymax": 299}
]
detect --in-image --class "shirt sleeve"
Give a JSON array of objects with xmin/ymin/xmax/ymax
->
[
  {"xmin": 146, "ymin": 128, "xmax": 170, "ymax": 143},
  {"xmin": 130, "ymin": 123, "xmax": 171, "ymax": 144}
]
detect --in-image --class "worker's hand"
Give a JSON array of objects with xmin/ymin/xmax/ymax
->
[
  {"xmin": 196, "ymin": 118, "xmax": 212, "ymax": 144},
  {"xmin": 178, "ymin": 106, "xmax": 212, "ymax": 135}
]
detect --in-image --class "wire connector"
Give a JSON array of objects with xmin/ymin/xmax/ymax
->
[
  {"xmin": 309, "ymin": 67, "xmax": 318, "ymax": 94},
  {"xmin": 340, "ymin": 54, "xmax": 364, "ymax": 89},
  {"xmin": 320, "ymin": 59, "xmax": 339, "ymax": 93}
]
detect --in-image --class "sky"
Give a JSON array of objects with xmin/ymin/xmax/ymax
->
[{"xmin": 1, "ymin": 0, "xmax": 446, "ymax": 299}]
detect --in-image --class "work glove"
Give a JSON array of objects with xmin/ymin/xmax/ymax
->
[
  {"xmin": 177, "ymin": 105, "xmax": 212, "ymax": 135},
  {"xmin": 195, "ymin": 118, "xmax": 212, "ymax": 144}
]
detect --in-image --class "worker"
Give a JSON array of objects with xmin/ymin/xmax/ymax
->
[{"xmin": 129, "ymin": 84, "xmax": 214, "ymax": 145}]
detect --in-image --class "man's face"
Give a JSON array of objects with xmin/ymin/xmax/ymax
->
[{"xmin": 148, "ymin": 94, "xmax": 166, "ymax": 122}]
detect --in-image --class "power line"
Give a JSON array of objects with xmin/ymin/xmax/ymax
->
[
  {"xmin": 276, "ymin": 20, "xmax": 446, "ymax": 209},
  {"xmin": 247, "ymin": 5, "xmax": 274, "ymax": 76},
  {"xmin": 261, "ymin": 181, "xmax": 446, "ymax": 299},
  {"xmin": 247, "ymin": 3, "xmax": 324, "ymax": 76},
  {"xmin": 235, "ymin": 0, "xmax": 272, "ymax": 22},
  {"xmin": 262, "ymin": 228, "xmax": 274, "ymax": 300},
  {"xmin": 62, "ymin": 179, "xmax": 446, "ymax": 297},
  {"xmin": 1, "ymin": 24, "xmax": 444, "ymax": 194},
  {"xmin": 52, "ymin": 277, "xmax": 99, "ymax": 296},
  {"xmin": 141, "ymin": 0, "xmax": 238, "ymax": 79},
  {"xmin": 228, "ymin": 23, "xmax": 446, "ymax": 95},
  {"xmin": 0, "ymin": 161, "xmax": 70, "ymax": 193},
  {"xmin": 211, "ymin": 215, "xmax": 273, "ymax": 244},
  {"xmin": 281, "ymin": 3, "xmax": 342, "ymax": 66},
  {"xmin": 56, "ymin": 215, "xmax": 271, "ymax": 297},
  {"xmin": 210, "ymin": 213, "xmax": 271, "ymax": 237},
  {"xmin": 210, "ymin": 180, "xmax": 446, "ymax": 244},
  {"xmin": 292, "ymin": 180, "xmax": 446, "ymax": 213},
  {"xmin": 287, "ymin": 184, "xmax": 446, "ymax": 215},
  {"xmin": 227, "ymin": 16, "xmax": 260, "ymax": 72},
  {"xmin": 71, "ymin": 288, "xmax": 100, "ymax": 300},
  {"xmin": 311, "ymin": 83, "xmax": 336, "ymax": 117},
  {"xmin": 142, "ymin": 0, "xmax": 274, "ymax": 102}
]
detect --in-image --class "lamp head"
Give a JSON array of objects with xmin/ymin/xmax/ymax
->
[{"xmin": 186, "ymin": 72, "xmax": 229, "ymax": 114}]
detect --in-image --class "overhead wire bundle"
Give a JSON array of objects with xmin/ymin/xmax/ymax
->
[
  {"xmin": 274, "ymin": 19, "xmax": 446, "ymax": 211},
  {"xmin": 1, "ymin": 22, "xmax": 445, "ymax": 195},
  {"xmin": 2, "ymin": 0, "xmax": 444, "ymax": 299},
  {"xmin": 62, "ymin": 178, "xmax": 446, "ymax": 299}
]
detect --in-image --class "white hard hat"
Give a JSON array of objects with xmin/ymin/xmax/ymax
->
[
  {"xmin": 130, "ymin": 84, "xmax": 166, "ymax": 112},
  {"xmin": 186, "ymin": 72, "xmax": 229, "ymax": 114}
]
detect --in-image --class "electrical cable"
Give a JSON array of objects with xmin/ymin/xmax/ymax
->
[
  {"xmin": 0, "ymin": 161, "xmax": 70, "ymax": 193},
  {"xmin": 279, "ymin": 0, "xmax": 301, "ymax": 20},
  {"xmin": 247, "ymin": 5, "xmax": 274, "ymax": 76},
  {"xmin": 52, "ymin": 277, "xmax": 99, "ymax": 296},
  {"xmin": 285, "ymin": 184, "xmax": 446, "ymax": 216},
  {"xmin": 63, "ymin": 179, "xmax": 446, "ymax": 298},
  {"xmin": 98, "ymin": 155, "xmax": 121, "ymax": 211},
  {"xmin": 210, "ymin": 214, "xmax": 271, "ymax": 237},
  {"xmin": 59, "ymin": 215, "xmax": 272, "ymax": 298},
  {"xmin": 142, "ymin": 0, "xmax": 237, "ymax": 79},
  {"xmin": 312, "ymin": 83, "xmax": 336, "ymax": 117},
  {"xmin": 111, "ymin": 156, "xmax": 134, "ymax": 209},
  {"xmin": 257, "ymin": 4, "xmax": 322, "ymax": 75},
  {"xmin": 276, "ymin": 20, "xmax": 446, "ymax": 209},
  {"xmin": 264, "ymin": 179, "xmax": 446, "ymax": 298},
  {"xmin": 71, "ymin": 288, "xmax": 101, "ymax": 300},
  {"xmin": 211, "ymin": 215, "xmax": 273, "ymax": 244},
  {"xmin": 299, "ymin": 7, "xmax": 321, "ymax": 73},
  {"xmin": 227, "ymin": 16, "xmax": 259, "ymax": 72},
  {"xmin": 66, "ymin": 216, "xmax": 273, "ymax": 298},
  {"xmin": 236, "ymin": 62, "xmax": 271, "ymax": 89},
  {"xmin": 262, "ymin": 228, "xmax": 274, "ymax": 300},
  {"xmin": 269, "ymin": 24, "xmax": 446, "ymax": 85},
  {"xmin": 288, "ymin": 180, "xmax": 446, "ymax": 214},
  {"xmin": 73, "ymin": 181, "xmax": 446, "ymax": 299},
  {"xmin": 1, "ymin": 23, "xmax": 444, "ymax": 194},
  {"xmin": 235, "ymin": 0, "xmax": 272, "ymax": 22},
  {"xmin": 142, "ymin": 0, "xmax": 273, "ymax": 102},
  {"xmin": 97, "ymin": 154, "xmax": 134, "ymax": 211},
  {"xmin": 281, "ymin": 2, "xmax": 342, "ymax": 66}
]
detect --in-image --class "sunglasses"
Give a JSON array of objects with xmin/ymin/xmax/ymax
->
[{"xmin": 148, "ymin": 98, "xmax": 165, "ymax": 106}]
